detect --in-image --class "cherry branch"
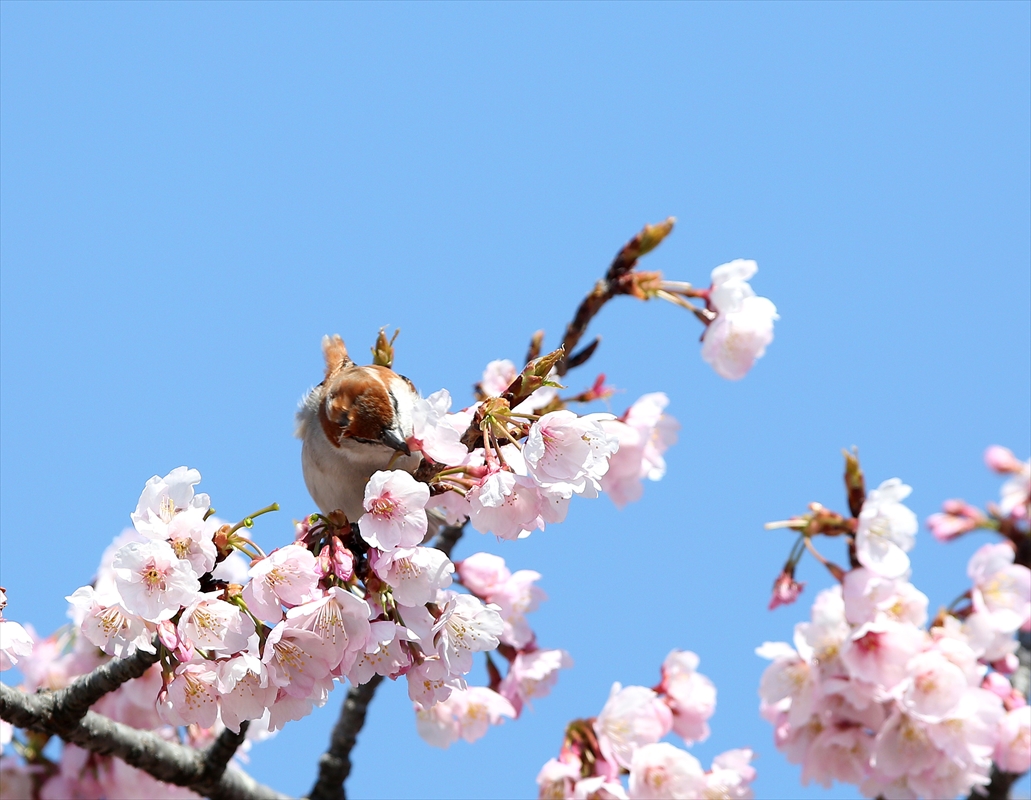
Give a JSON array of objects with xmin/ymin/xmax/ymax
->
[
  {"xmin": 49, "ymin": 645, "xmax": 160, "ymax": 731},
  {"xmin": 307, "ymin": 523, "xmax": 467, "ymax": 800},
  {"xmin": 0, "ymin": 684, "xmax": 284, "ymax": 800},
  {"xmin": 556, "ymin": 217, "xmax": 674, "ymax": 376}
]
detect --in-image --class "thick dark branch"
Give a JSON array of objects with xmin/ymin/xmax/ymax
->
[
  {"xmin": 434, "ymin": 523, "xmax": 466, "ymax": 558},
  {"xmin": 0, "ymin": 684, "xmax": 285, "ymax": 800},
  {"xmin": 308, "ymin": 675, "xmax": 385, "ymax": 800},
  {"xmin": 197, "ymin": 722, "xmax": 252, "ymax": 796},
  {"xmin": 307, "ymin": 524, "xmax": 467, "ymax": 800},
  {"xmin": 50, "ymin": 645, "xmax": 161, "ymax": 731}
]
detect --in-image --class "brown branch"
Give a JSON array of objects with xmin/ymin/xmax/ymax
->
[
  {"xmin": 306, "ymin": 524, "xmax": 467, "ymax": 800},
  {"xmin": 49, "ymin": 645, "xmax": 161, "ymax": 732},
  {"xmin": 557, "ymin": 217, "xmax": 674, "ymax": 376},
  {"xmin": 0, "ymin": 683, "xmax": 285, "ymax": 800},
  {"xmin": 307, "ymin": 675, "xmax": 385, "ymax": 800}
]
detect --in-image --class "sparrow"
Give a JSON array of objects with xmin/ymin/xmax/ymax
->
[{"xmin": 296, "ymin": 334, "xmax": 422, "ymax": 522}]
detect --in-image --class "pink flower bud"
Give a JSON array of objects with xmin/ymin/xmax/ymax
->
[
  {"xmin": 985, "ymin": 445, "xmax": 1022, "ymax": 474},
  {"xmin": 768, "ymin": 572, "xmax": 805, "ymax": 610}
]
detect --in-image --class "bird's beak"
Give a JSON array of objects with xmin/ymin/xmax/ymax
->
[{"xmin": 382, "ymin": 429, "xmax": 411, "ymax": 456}]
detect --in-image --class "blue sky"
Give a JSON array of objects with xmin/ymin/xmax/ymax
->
[{"xmin": 1, "ymin": 3, "xmax": 1028, "ymax": 799}]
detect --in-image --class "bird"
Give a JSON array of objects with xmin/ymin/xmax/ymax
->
[{"xmin": 296, "ymin": 334, "xmax": 423, "ymax": 523}]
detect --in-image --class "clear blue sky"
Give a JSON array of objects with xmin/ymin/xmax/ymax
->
[{"xmin": 1, "ymin": 3, "xmax": 1028, "ymax": 799}]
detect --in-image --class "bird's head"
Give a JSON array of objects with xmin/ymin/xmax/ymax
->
[{"xmin": 316, "ymin": 334, "xmax": 417, "ymax": 456}]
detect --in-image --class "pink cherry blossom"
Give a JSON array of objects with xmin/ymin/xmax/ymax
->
[
  {"xmin": 415, "ymin": 697, "xmax": 461, "ymax": 749},
  {"xmin": 112, "ymin": 540, "xmax": 201, "ymax": 622},
  {"xmin": 701, "ymin": 260, "xmax": 778, "ymax": 381},
  {"xmin": 432, "ymin": 593, "xmax": 504, "ymax": 675},
  {"xmin": 499, "ymin": 648, "xmax": 573, "ymax": 715},
  {"xmin": 523, "ymin": 411, "xmax": 618, "ymax": 499},
  {"xmin": 627, "ymin": 742, "xmax": 705, "ymax": 799},
  {"xmin": 659, "ymin": 650, "xmax": 716, "ymax": 744},
  {"xmin": 999, "ymin": 459, "xmax": 1030, "ymax": 518},
  {"xmin": 286, "ymin": 587, "xmax": 372, "ymax": 674},
  {"xmin": 177, "ymin": 593, "xmax": 255, "ymax": 655},
  {"xmin": 594, "ymin": 683, "xmax": 673, "ymax": 769},
  {"xmin": 967, "ymin": 542, "xmax": 1031, "ymax": 633},
  {"xmin": 468, "ymin": 469, "xmax": 544, "ymax": 540},
  {"xmin": 243, "ymin": 544, "xmax": 320, "ymax": 623},
  {"xmin": 994, "ymin": 706, "xmax": 1031, "ymax": 774},
  {"xmin": 159, "ymin": 663, "xmax": 219, "ymax": 729},
  {"xmin": 841, "ymin": 619, "xmax": 927, "ymax": 693},
  {"xmin": 0, "ymin": 618, "xmax": 34, "ymax": 672},
  {"xmin": 705, "ymin": 749, "xmax": 756, "ymax": 799},
  {"xmin": 901, "ymin": 650, "xmax": 968, "ymax": 722},
  {"xmin": 855, "ymin": 478, "xmax": 918, "ymax": 578},
  {"xmin": 131, "ymin": 466, "xmax": 210, "ymax": 539},
  {"xmin": 163, "ymin": 507, "xmax": 218, "ymax": 575},
  {"xmin": 66, "ymin": 585, "xmax": 155, "ymax": 658},
  {"xmin": 409, "ymin": 389, "xmax": 470, "ymax": 466},
  {"xmin": 491, "ymin": 569, "xmax": 546, "ymax": 649},
  {"xmin": 217, "ymin": 654, "xmax": 277, "ymax": 733},
  {"xmin": 406, "ymin": 657, "xmax": 456, "ymax": 709},
  {"xmin": 536, "ymin": 757, "xmax": 581, "ymax": 800},
  {"xmin": 358, "ymin": 470, "xmax": 430, "ymax": 551},
  {"xmin": 599, "ymin": 393, "xmax": 679, "ymax": 508},
  {"xmin": 261, "ymin": 623, "xmax": 335, "ymax": 699},
  {"xmin": 456, "ymin": 552, "xmax": 511, "ymax": 598},
  {"xmin": 572, "ymin": 775, "xmax": 629, "ymax": 799},
  {"xmin": 371, "ymin": 546, "xmax": 454, "ymax": 607},
  {"xmin": 450, "ymin": 686, "xmax": 516, "ymax": 743},
  {"xmin": 842, "ymin": 569, "xmax": 928, "ymax": 628}
]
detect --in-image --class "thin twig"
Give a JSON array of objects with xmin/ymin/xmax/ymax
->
[{"xmin": 0, "ymin": 684, "xmax": 285, "ymax": 800}]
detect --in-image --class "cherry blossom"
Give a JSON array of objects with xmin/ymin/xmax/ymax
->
[
  {"xmin": 499, "ymin": 648, "xmax": 574, "ymax": 714},
  {"xmin": 409, "ymin": 389, "xmax": 470, "ymax": 466},
  {"xmin": 0, "ymin": 617, "xmax": 33, "ymax": 672},
  {"xmin": 431, "ymin": 593, "xmax": 504, "ymax": 675},
  {"xmin": 371, "ymin": 546, "xmax": 455, "ymax": 607},
  {"xmin": 217, "ymin": 654, "xmax": 277, "ymax": 734},
  {"xmin": 111, "ymin": 540, "xmax": 201, "ymax": 622},
  {"xmin": 994, "ymin": 706, "xmax": 1031, "ymax": 774},
  {"xmin": 658, "ymin": 650, "xmax": 716, "ymax": 744},
  {"xmin": 967, "ymin": 543, "xmax": 1031, "ymax": 633},
  {"xmin": 286, "ymin": 587, "xmax": 372, "ymax": 675},
  {"xmin": 130, "ymin": 467, "xmax": 210, "ymax": 539},
  {"xmin": 158, "ymin": 663, "xmax": 219, "ymax": 729},
  {"xmin": 627, "ymin": 742, "xmax": 705, "ymax": 799},
  {"xmin": 599, "ymin": 393, "xmax": 679, "ymax": 508},
  {"xmin": 66, "ymin": 585, "xmax": 155, "ymax": 658},
  {"xmin": 523, "ymin": 411, "xmax": 618, "ymax": 499},
  {"xmin": 467, "ymin": 468, "xmax": 544, "ymax": 540},
  {"xmin": 700, "ymin": 259, "xmax": 778, "ymax": 380},
  {"xmin": 177, "ymin": 593, "xmax": 255, "ymax": 655},
  {"xmin": 855, "ymin": 478, "xmax": 918, "ymax": 578},
  {"xmin": 242, "ymin": 544, "xmax": 320, "ymax": 623},
  {"xmin": 593, "ymin": 683, "xmax": 673, "ymax": 769},
  {"xmin": 358, "ymin": 469, "xmax": 430, "ymax": 550}
]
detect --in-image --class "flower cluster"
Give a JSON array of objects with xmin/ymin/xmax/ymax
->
[
  {"xmin": 420, "ymin": 356, "xmax": 681, "ymax": 537},
  {"xmin": 536, "ymin": 651, "xmax": 756, "ymax": 799},
  {"xmin": 759, "ymin": 450, "xmax": 1031, "ymax": 798},
  {"xmin": 2, "ymin": 591, "xmax": 213, "ymax": 798},
  {"xmin": 415, "ymin": 553, "xmax": 573, "ymax": 748}
]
